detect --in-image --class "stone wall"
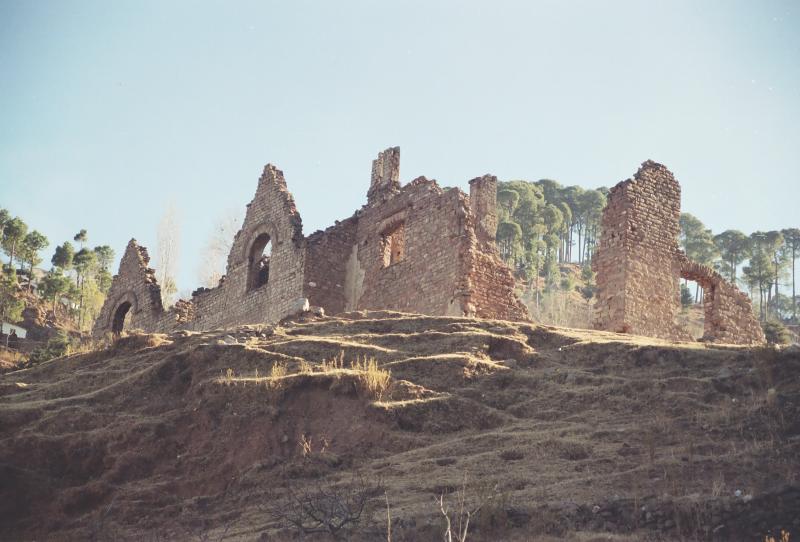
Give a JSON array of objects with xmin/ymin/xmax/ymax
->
[
  {"xmin": 304, "ymin": 217, "xmax": 359, "ymax": 316},
  {"xmin": 592, "ymin": 161, "xmax": 764, "ymax": 345},
  {"xmin": 93, "ymin": 240, "xmax": 166, "ymax": 335},
  {"xmin": 93, "ymin": 147, "xmax": 529, "ymax": 338},
  {"xmin": 678, "ymin": 256, "xmax": 765, "ymax": 344}
]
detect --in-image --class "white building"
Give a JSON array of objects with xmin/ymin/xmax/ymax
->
[{"xmin": 0, "ymin": 322, "xmax": 27, "ymax": 339}]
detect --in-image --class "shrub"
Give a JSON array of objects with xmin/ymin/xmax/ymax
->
[
  {"xmin": 762, "ymin": 320, "xmax": 792, "ymax": 345},
  {"xmin": 680, "ymin": 284, "xmax": 694, "ymax": 308},
  {"xmin": 28, "ymin": 331, "xmax": 72, "ymax": 363}
]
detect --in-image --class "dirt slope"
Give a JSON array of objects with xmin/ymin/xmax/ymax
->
[{"xmin": 1, "ymin": 312, "xmax": 798, "ymax": 541}]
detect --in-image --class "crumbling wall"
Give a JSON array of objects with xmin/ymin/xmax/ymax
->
[
  {"xmin": 464, "ymin": 175, "xmax": 529, "ymax": 320},
  {"xmin": 92, "ymin": 240, "xmax": 166, "ymax": 336},
  {"xmin": 302, "ymin": 154, "xmax": 529, "ymax": 321},
  {"xmin": 189, "ymin": 164, "xmax": 306, "ymax": 330},
  {"xmin": 348, "ymin": 176, "xmax": 471, "ymax": 315},
  {"xmin": 94, "ymin": 147, "xmax": 529, "ymax": 337},
  {"xmin": 304, "ymin": 217, "xmax": 359, "ymax": 315},
  {"xmin": 93, "ymin": 164, "xmax": 306, "ymax": 337},
  {"xmin": 592, "ymin": 161, "xmax": 764, "ymax": 345},
  {"xmin": 679, "ymin": 256, "xmax": 765, "ymax": 344}
]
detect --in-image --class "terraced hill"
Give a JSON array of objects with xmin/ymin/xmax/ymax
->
[{"xmin": 1, "ymin": 312, "xmax": 798, "ymax": 541}]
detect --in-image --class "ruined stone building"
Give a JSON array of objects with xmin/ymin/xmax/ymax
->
[
  {"xmin": 93, "ymin": 148, "xmax": 529, "ymax": 338},
  {"xmin": 592, "ymin": 161, "xmax": 765, "ymax": 345}
]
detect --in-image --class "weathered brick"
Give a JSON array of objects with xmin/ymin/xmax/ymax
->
[
  {"xmin": 93, "ymin": 148, "xmax": 529, "ymax": 338},
  {"xmin": 592, "ymin": 161, "xmax": 764, "ymax": 345}
]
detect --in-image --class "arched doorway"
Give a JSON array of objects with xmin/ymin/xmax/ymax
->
[
  {"xmin": 112, "ymin": 301, "xmax": 132, "ymax": 335},
  {"xmin": 247, "ymin": 233, "xmax": 272, "ymax": 291}
]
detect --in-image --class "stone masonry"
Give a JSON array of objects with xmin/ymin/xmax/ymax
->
[
  {"xmin": 93, "ymin": 148, "xmax": 529, "ymax": 337},
  {"xmin": 592, "ymin": 161, "xmax": 765, "ymax": 345}
]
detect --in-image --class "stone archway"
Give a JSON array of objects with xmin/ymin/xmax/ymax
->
[{"xmin": 111, "ymin": 301, "xmax": 132, "ymax": 335}]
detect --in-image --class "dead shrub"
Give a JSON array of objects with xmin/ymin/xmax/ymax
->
[{"xmin": 269, "ymin": 472, "xmax": 383, "ymax": 540}]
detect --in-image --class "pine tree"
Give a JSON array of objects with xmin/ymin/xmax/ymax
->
[
  {"xmin": 781, "ymin": 228, "xmax": 800, "ymax": 322},
  {"xmin": 2, "ymin": 217, "xmax": 28, "ymax": 272}
]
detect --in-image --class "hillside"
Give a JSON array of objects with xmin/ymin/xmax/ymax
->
[{"xmin": 1, "ymin": 312, "xmax": 798, "ymax": 541}]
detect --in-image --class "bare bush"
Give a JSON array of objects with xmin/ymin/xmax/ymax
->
[
  {"xmin": 436, "ymin": 475, "xmax": 498, "ymax": 542},
  {"xmin": 270, "ymin": 473, "xmax": 383, "ymax": 540}
]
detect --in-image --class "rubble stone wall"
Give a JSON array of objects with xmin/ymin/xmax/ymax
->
[
  {"xmin": 679, "ymin": 256, "xmax": 765, "ymax": 344},
  {"xmin": 592, "ymin": 161, "xmax": 764, "ymax": 345},
  {"xmin": 94, "ymin": 240, "xmax": 166, "ymax": 335},
  {"xmin": 346, "ymin": 177, "xmax": 469, "ymax": 316},
  {"xmin": 304, "ymin": 217, "xmax": 359, "ymax": 316},
  {"xmin": 93, "ymin": 148, "xmax": 529, "ymax": 338}
]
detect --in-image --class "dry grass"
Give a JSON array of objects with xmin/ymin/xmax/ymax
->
[
  {"xmin": 213, "ymin": 351, "xmax": 391, "ymax": 398},
  {"xmin": 2, "ymin": 312, "xmax": 798, "ymax": 542},
  {"xmin": 0, "ymin": 347, "xmax": 26, "ymax": 371},
  {"xmin": 350, "ymin": 356, "xmax": 391, "ymax": 398}
]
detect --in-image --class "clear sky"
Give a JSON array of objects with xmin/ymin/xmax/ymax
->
[{"xmin": 1, "ymin": 0, "xmax": 798, "ymax": 294}]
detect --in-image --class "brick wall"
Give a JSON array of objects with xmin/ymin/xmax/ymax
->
[
  {"xmin": 592, "ymin": 161, "xmax": 764, "ymax": 345},
  {"xmin": 304, "ymin": 217, "xmax": 359, "ymax": 315},
  {"xmin": 93, "ymin": 148, "xmax": 529, "ymax": 338}
]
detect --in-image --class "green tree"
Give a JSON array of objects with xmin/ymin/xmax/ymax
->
[
  {"xmin": 780, "ymin": 228, "xmax": 800, "ymax": 322},
  {"xmin": 0, "ymin": 208, "xmax": 10, "ymax": 268},
  {"xmin": 73, "ymin": 229, "xmax": 88, "ymax": 248},
  {"xmin": 713, "ymin": 230, "xmax": 751, "ymax": 283},
  {"xmin": 73, "ymin": 248, "xmax": 97, "ymax": 330},
  {"xmin": 745, "ymin": 232, "xmax": 780, "ymax": 321},
  {"xmin": 2, "ymin": 216, "xmax": 28, "ymax": 271},
  {"xmin": 51, "ymin": 242, "xmax": 75, "ymax": 272},
  {"xmin": 0, "ymin": 209, "xmax": 9, "ymax": 230},
  {"xmin": 680, "ymin": 284, "xmax": 694, "ymax": 308},
  {"xmin": 557, "ymin": 200, "xmax": 573, "ymax": 263},
  {"xmin": 497, "ymin": 221, "xmax": 522, "ymax": 264},
  {"xmin": 765, "ymin": 230, "xmax": 786, "ymax": 303},
  {"xmin": 29, "ymin": 331, "xmax": 72, "ymax": 362},
  {"xmin": 561, "ymin": 185, "xmax": 583, "ymax": 262},
  {"xmin": 20, "ymin": 231, "xmax": 49, "ymax": 291},
  {"xmin": 497, "ymin": 189, "xmax": 520, "ymax": 218},
  {"xmin": 93, "ymin": 245, "xmax": 115, "ymax": 272},
  {"xmin": 0, "ymin": 274, "xmax": 24, "ymax": 346},
  {"xmin": 534, "ymin": 179, "xmax": 562, "ymax": 205},
  {"xmin": 578, "ymin": 189, "xmax": 606, "ymax": 263},
  {"xmin": 542, "ymin": 204, "xmax": 563, "ymax": 288},
  {"xmin": 93, "ymin": 245, "xmax": 115, "ymax": 293},
  {"xmin": 39, "ymin": 271, "xmax": 72, "ymax": 313},
  {"xmin": 679, "ymin": 213, "xmax": 719, "ymax": 301},
  {"xmin": 750, "ymin": 231, "xmax": 786, "ymax": 316}
]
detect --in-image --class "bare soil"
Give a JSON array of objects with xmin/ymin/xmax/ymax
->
[{"xmin": 1, "ymin": 312, "xmax": 798, "ymax": 541}]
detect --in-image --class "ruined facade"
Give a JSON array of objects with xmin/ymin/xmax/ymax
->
[
  {"xmin": 592, "ymin": 161, "xmax": 765, "ymax": 345},
  {"xmin": 93, "ymin": 148, "xmax": 529, "ymax": 338}
]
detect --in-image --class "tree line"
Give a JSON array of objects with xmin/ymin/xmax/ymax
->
[
  {"xmin": 0, "ymin": 207, "xmax": 115, "ymax": 335},
  {"xmin": 495, "ymin": 179, "xmax": 607, "ymax": 299}
]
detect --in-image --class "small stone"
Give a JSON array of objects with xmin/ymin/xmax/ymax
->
[{"xmin": 289, "ymin": 297, "xmax": 310, "ymax": 315}]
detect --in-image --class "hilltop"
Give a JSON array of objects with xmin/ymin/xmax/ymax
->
[{"xmin": 1, "ymin": 312, "xmax": 798, "ymax": 541}]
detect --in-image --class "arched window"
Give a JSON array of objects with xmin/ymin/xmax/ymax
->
[
  {"xmin": 112, "ymin": 301, "xmax": 132, "ymax": 335},
  {"xmin": 247, "ymin": 233, "xmax": 272, "ymax": 291}
]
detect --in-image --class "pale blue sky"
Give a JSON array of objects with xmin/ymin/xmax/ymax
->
[{"xmin": 1, "ymin": 0, "xmax": 798, "ymax": 293}]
